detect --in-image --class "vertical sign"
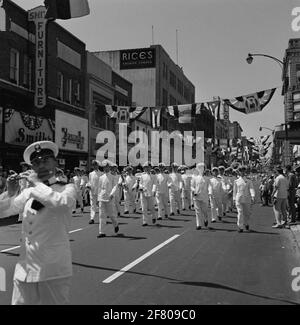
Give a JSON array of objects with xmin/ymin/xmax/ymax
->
[{"xmin": 28, "ymin": 6, "xmax": 48, "ymax": 109}]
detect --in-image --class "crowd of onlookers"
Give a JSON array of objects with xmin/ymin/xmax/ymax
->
[{"xmin": 259, "ymin": 164, "xmax": 300, "ymax": 227}]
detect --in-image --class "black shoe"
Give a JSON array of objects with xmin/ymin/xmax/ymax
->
[
  {"xmin": 118, "ymin": 212, "xmax": 121, "ymax": 217},
  {"xmin": 211, "ymin": 220, "xmax": 216, "ymax": 223},
  {"xmin": 72, "ymin": 211, "xmax": 76, "ymax": 214},
  {"xmin": 114, "ymin": 226, "xmax": 119, "ymax": 234},
  {"xmin": 245, "ymin": 225, "xmax": 249, "ymax": 231},
  {"xmin": 238, "ymin": 228, "xmax": 243, "ymax": 233},
  {"xmin": 97, "ymin": 234, "xmax": 106, "ymax": 238},
  {"xmin": 142, "ymin": 223, "xmax": 148, "ymax": 227},
  {"xmin": 124, "ymin": 211, "xmax": 129, "ymax": 215},
  {"xmin": 157, "ymin": 217, "xmax": 162, "ymax": 220},
  {"xmin": 89, "ymin": 220, "xmax": 95, "ymax": 224},
  {"xmin": 133, "ymin": 209, "xmax": 137, "ymax": 213},
  {"xmin": 218, "ymin": 217, "xmax": 222, "ymax": 221},
  {"xmin": 170, "ymin": 213, "xmax": 175, "ymax": 216},
  {"xmin": 165, "ymin": 215, "xmax": 169, "ymax": 219},
  {"xmin": 177, "ymin": 210, "xmax": 180, "ymax": 215},
  {"xmin": 204, "ymin": 220, "xmax": 208, "ymax": 228},
  {"xmin": 16, "ymin": 220, "xmax": 22, "ymax": 224},
  {"xmin": 81, "ymin": 208, "xmax": 84, "ymax": 213},
  {"xmin": 196, "ymin": 226, "xmax": 201, "ymax": 230},
  {"xmin": 182, "ymin": 208, "xmax": 186, "ymax": 211},
  {"xmin": 152, "ymin": 218, "xmax": 156, "ymax": 224}
]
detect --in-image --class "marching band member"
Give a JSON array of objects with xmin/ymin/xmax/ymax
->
[
  {"xmin": 0, "ymin": 141, "xmax": 77, "ymax": 305},
  {"xmin": 191, "ymin": 163, "xmax": 212, "ymax": 230},
  {"xmin": 225, "ymin": 167, "xmax": 234, "ymax": 213},
  {"xmin": 169, "ymin": 163, "xmax": 183, "ymax": 216},
  {"xmin": 17, "ymin": 162, "xmax": 32, "ymax": 223},
  {"xmin": 134, "ymin": 168, "xmax": 143, "ymax": 212},
  {"xmin": 72, "ymin": 167, "xmax": 84, "ymax": 214},
  {"xmin": 233, "ymin": 166, "xmax": 255, "ymax": 232},
  {"xmin": 110, "ymin": 163, "xmax": 122, "ymax": 217},
  {"xmin": 154, "ymin": 163, "xmax": 171, "ymax": 220},
  {"xmin": 136, "ymin": 162, "xmax": 157, "ymax": 226},
  {"xmin": 123, "ymin": 166, "xmax": 137, "ymax": 215},
  {"xmin": 181, "ymin": 165, "xmax": 192, "ymax": 211},
  {"xmin": 97, "ymin": 160, "xmax": 120, "ymax": 238},
  {"xmin": 218, "ymin": 166, "xmax": 230, "ymax": 218},
  {"xmin": 209, "ymin": 167, "xmax": 224, "ymax": 222},
  {"xmin": 80, "ymin": 169, "xmax": 89, "ymax": 207},
  {"xmin": 86, "ymin": 160, "xmax": 102, "ymax": 224},
  {"xmin": 55, "ymin": 168, "xmax": 68, "ymax": 184}
]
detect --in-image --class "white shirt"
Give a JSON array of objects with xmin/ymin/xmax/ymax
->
[
  {"xmin": 169, "ymin": 172, "xmax": 182, "ymax": 192},
  {"xmin": 73, "ymin": 175, "xmax": 82, "ymax": 191},
  {"xmin": 191, "ymin": 175, "xmax": 211, "ymax": 203},
  {"xmin": 97, "ymin": 173, "xmax": 118, "ymax": 202},
  {"xmin": 209, "ymin": 177, "xmax": 224, "ymax": 197},
  {"xmin": 273, "ymin": 174, "xmax": 289, "ymax": 199},
  {"xmin": 139, "ymin": 173, "xmax": 157, "ymax": 197},
  {"xmin": 0, "ymin": 177, "xmax": 76, "ymax": 282},
  {"xmin": 88, "ymin": 170, "xmax": 102, "ymax": 196},
  {"xmin": 154, "ymin": 173, "xmax": 171, "ymax": 194},
  {"xmin": 124, "ymin": 175, "xmax": 137, "ymax": 193},
  {"xmin": 233, "ymin": 176, "xmax": 255, "ymax": 204},
  {"xmin": 181, "ymin": 174, "xmax": 192, "ymax": 191}
]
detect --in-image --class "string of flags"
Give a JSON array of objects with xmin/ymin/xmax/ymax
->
[{"xmin": 101, "ymin": 87, "xmax": 277, "ymax": 126}]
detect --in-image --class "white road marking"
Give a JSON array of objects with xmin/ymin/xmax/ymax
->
[
  {"xmin": 1, "ymin": 246, "xmax": 21, "ymax": 253},
  {"xmin": 102, "ymin": 234, "xmax": 181, "ymax": 284},
  {"xmin": 69, "ymin": 228, "xmax": 83, "ymax": 234}
]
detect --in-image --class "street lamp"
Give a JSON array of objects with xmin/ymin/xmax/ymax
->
[
  {"xmin": 259, "ymin": 126, "xmax": 274, "ymax": 133},
  {"xmin": 246, "ymin": 53, "xmax": 284, "ymax": 70}
]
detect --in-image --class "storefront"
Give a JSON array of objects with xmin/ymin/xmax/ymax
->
[
  {"xmin": 2, "ymin": 107, "xmax": 54, "ymax": 171},
  {"xmin": 55, "ymin": 110, "xmax": 88, "ymax": 171}
]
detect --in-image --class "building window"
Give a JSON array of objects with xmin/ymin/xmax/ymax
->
[
  {"xmin": 10, "ymin": 49, "xmax": 19, "ymax": 84},
  {"xmin": 162, "ymin": 88, "xmax": 168, "ymax": 106},
  {"xmin": 23, "ymin": 55, "xmax": 32, "ymax": 89},
  {"xmin": 177, "ymin": 79, "xmax": 183, "ymax": 95},
  {"xmin": 184, "ymin": 85, "xmax": 190, "ymax": 102},
  {"xmin": 57, "ymin": 72, "xmax": 63, "ymax": 100},
  {"xmin": 170, "ymin": 71, "xmax": 176, "ymax": 89},
  {"xmin": 65, "ymin": 79, "xmax": 72, "ymax": 103},
  {"xmin": 74, "ymin": 80, "xmax": 81, "ymax": 105}
]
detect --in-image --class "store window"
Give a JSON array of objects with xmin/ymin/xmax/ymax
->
[
  {"xmin": 57, "ymin": 72, "xmax": 64, "ymax": 100},
  {"xmin": 74, "ymin": 80, "xmax": 81, "ymax": 106},
  {"xmin": 10, "ymin": 48, "xmax": 19, "ymax": 84},
  {"xmin": 23, "ymin": 55, "xmax": 32, "ymax": 89},
  {"xmin": 65, "ymin": 79, "xmax": 72, "ymax": 103}
]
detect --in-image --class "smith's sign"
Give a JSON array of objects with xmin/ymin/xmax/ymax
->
[{"xmin": 120, "ymin": 48, "xmax": 156, "ymax": 70}]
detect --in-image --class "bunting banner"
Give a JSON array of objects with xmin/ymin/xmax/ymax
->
[
  {"xmin": 223, "ymin": 88, "xmax": 276, "ymax": 115},
  {"xmin": 104, "ymin": 105, "xmax": 148, "ymax": 124},
  {"xmin": 45, "ymin": 0, "xmax": 90, "ymax": 20},
  {"xmin": 150, "ymin": 107, "xmax": 162, "ymax": 129},
  {"xmin": 167, "ymin": 104, "xmax": 197, "ymax": 124}
]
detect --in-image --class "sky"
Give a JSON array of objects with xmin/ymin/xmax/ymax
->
[{"xmin": 13, "ymin": 0, "xmax": 300, "ymax": 140}]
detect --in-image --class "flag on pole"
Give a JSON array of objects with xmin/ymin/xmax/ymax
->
[{"xmin": 44, "ymin": 0, "xmax": 90, "ymax": 20}]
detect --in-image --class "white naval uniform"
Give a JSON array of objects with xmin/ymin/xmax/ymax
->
[
  {"xmin": 233, "ymin": 176, "xmax": 255, "ymax": 229},
  {"xmin": 154, "ymin": 173, "xmax": 171, "ymax": 219},
  {"xmin": 169, "ymin": 172, "xmax": 183, "ymax": 214},
  {"xmin": 218, "ymin": 175, "xmax": 231, "ymax": 216},
  {"xmin": 87, "ymin": 170, "xmax": 102, "ymax": 221},
  {"xmin": 72, "ymin": 175, "xmax": 83, "ymax": 212},
  {"xmin": 181, "ymin": 173, "xmax": 192, "ymax": 210},
  {"xmin": 0, "ymin": 177, "xmax": 77, "ymax": 305},
  {"xmin": 138, "ymin": 172, "xmax": 157, "ymax": 224},
  {"xmin": 80, "ymin": 174, "xmax": 89, "ymax": 205},
  {"xmin": 17, "ymin": 177, "xmax": 30, "ymax": 222},
  {"xmin": 191, "ymin": 175, "xmax": 211, "ymax": 227},
  {"xmin": 97, "ymin": 173, "xmax": 119, "ymax": 235},
  {"xmin": 209, "ymin": 176, "xmax": 224, "ymax": 221},
  {"xmin": 123, "ymin": 175, "xmax": 137, "ymax": 214}
]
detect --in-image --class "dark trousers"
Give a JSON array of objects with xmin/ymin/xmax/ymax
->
[{"xmin": 288, "ymin": 193, "xmax": 296, "ymax": 222}]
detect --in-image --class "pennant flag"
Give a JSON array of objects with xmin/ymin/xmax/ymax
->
[
  {"xmin": 224, "ymin": 88, "xmax": 276, "ymax": 115},
  {"xmin": 168, "ymin": 104, "xmax": 196, "ymax": 124},
  {"xmin": 104, "ymin": 105, "xmax": 148, "ymax": 123},
  {"xmin": 44, "ymin": 0, "xmax": 90, "ymax": 20},
  {"xmin": 260, "ymin": 135, "xmax": 270, "ymax": 145},
  {"xmin": 206, "ymin": 101, "xmax": 221, "ymax": 120},
  {"xmin": 150, "ymin": 107, "xmax": 162, "ymax": 129}
]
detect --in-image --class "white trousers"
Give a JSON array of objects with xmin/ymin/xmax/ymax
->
[
  {"xmin": 156, "ymin": 193, "xmax": 170, "ymax": 218},
  {"xmin": 89, "ymin": 193, "xmax": 98, "ymax": 220},
  {"xmin": 210, "ymin": 196, "xmax": 223, "ymax": 221},
  {"xmin": 99, "ymin": 201, "xmax": 118, "ymax": 234},
  {"xmin": 194, "ymin": 199, "xmax": 209, "ymax": 227},
  {"xmin": 236, "ymin": 202, "xmax": 252, "ymax": 229},
  {"xmin": 124, "ymin": 191, "xmax": 136, "ymax": 214},
  {"xmin": 170, "ymin": 190, "xmax": 182, "ymax": 214},
  {"xmin": 141, "ymin": 195, "xmax": 156, "ymax": 224},
  {"xmin": 12, "ymin": 277, "xmax": 72, "ymax": 305},
  {"xmin": 182, "ymin": 189, "xmax": 192, "ymax": 210}
]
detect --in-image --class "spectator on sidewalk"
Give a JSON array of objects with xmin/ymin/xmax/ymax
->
[
  {"xmin": 285, "ymin": 165, "xmax": 298, "ymax": 224},
  {"xmin": 271, "ymin": 166, "xmax": 289, "ymax": 228}
]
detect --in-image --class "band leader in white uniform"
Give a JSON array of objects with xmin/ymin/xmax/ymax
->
[
  {"xmin": 169, "ymin": 163, "xmax": 183, "ymax": 216},
  {"xmin": 233, "ymin": 166, "xmax": 255, "ymax": 232},
  {"xmin": 0, "ymin": 141, "xmax": 77, "ymax": 305},
  {"xmin": 123, "ymin": 166, "xmax": 137, "ymax": 215}
]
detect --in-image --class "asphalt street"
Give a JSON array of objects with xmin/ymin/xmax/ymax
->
[{"xmin": 1, "ymin": 203, "xmax": 300, "ymax": 305}]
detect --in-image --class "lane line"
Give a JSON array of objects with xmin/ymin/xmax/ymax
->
[
  {"xmin": 102, "ymin": 234, "xmax": 181, "ymax": 284},
  {"xmin": 69, "ymin": 228, "xmax": 83, "ymax": 234},
  {"xmin": 1, "ymin": 246, "xmax": 21, "ymax": 253}
]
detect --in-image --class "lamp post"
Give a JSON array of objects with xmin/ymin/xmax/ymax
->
[{"xmin": 246, "ymin": 53, "xmax": 284, "ymax": 70}]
